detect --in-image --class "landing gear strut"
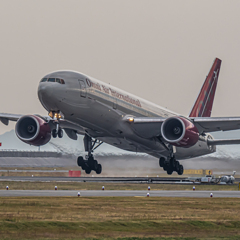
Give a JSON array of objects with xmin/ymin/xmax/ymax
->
[{"xmin": 77, "ymin": 134, "xmax": 103, "ymax": 174}]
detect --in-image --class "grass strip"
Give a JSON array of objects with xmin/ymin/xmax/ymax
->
[
  {"xmin": 0, "ymin": 181, "xmax": 239, "ymax": 191},
  {"xmin": 1, "ymin": 220, "xmax": 240, "ymax": 239}
]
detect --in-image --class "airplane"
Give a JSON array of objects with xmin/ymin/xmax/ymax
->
[{"xmin": 1, "ymin": 57, "xmax": 240, "ymax": 175}]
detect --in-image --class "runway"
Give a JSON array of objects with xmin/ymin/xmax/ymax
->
[
  {"xmin": 1, "ymin": 176, "xmax": 239, "ymax": 184},
  {"xmin": 0, "ymin": 176, "xmax": 186, "ymax": 183},
  {"xmin": 0, "ymin": 190, "xmax": 239, "ymax": 197}
]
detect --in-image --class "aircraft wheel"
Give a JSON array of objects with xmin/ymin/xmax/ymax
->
[
  {"xmin": 96, "ymin": 164, "xmax": 102, "ymax": 174},
  {"xmin": 58, "ymin": 128, "xmax": 63, "ymax": 138},
  {"xmin": 174, "ymin": 161, "xmax": 180, "ymax": 171},
  {"xmin": 52, "ymin": 129, "xmax": 57, "ymax": 138},
  {"xmin": 159, "ymin": 157, "xmax": 165, "ymax": 167},
  {"xmin": 177, "ymin": 165, "xmax": 184, "ymax": 175},
  {"xmin": 77, "ymin": 156, "xmax": 84, "ymax": 167},
  {"xmin": 163, "ymin": 164, "xmax": 168, "ymax": 171},
  {"xmin": 81, "ymin": 163, "xmax": 86, "ymax": 170},
  {"xmin": 85, "ymin": 168, "xmax": 91, "ymax": 174},
  {"xmin": 92, "ymin": 160, "xmax": 98, "ymax": 170},
  {"xmin": 167, "ymin": 169, "xmax": 173, "ymax": 175}
]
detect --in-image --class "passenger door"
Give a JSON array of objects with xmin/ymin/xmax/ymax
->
[{"xmin": 78, "ymin": 80, "xmax": 86, "ymax": 98}]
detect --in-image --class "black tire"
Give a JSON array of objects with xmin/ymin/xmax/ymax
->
[
  {"xmin": 82, "ymin": 163, "xmax": 86, "ymax": 170},
  {"xmin": 178, "ymin": 165, "xmax": 184, "ymax": 175},
  {"xmin": 96, "ymin": 164, "xmax": 102, "ymax": 174},
  {"xmin": 174, "ymin": 161, "xmax": 180, "ymax": 171},
  {"xmin": 159, "ymin": 157, "xmax": 165, "ymax": 167},
  {"xmin": 52, "ymin": 129, "xmax": 57, "ymax": 138},
  {"xmin": 77, "ymin": 156, "xmax": 84, "ymax": 167},
  {"xmin": 85, "ymin": 168, "xmax": 91, "ymax": 174},
  {"xmin": 167, "ymin": 168, "xmax": 173, "ymax": 175},
  {"xmin": 163, "ymin": 164, "xmax": 168, "ymax": 171},
  {"xmin": 58, "ymin": 128, "xmax": 63, "ymax": 138},
  {"xmin": 91, "ymin": 160, "xmax": 98, "ymax": 170}
]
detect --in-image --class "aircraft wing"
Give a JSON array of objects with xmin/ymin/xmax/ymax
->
[
  {"xmin": 0, "ymin": 113, "xmax": 23, "ymax": 125},
  {"xmin": 0, "ymin": 113, "xmax": 85, "ymax": 140},
  {"xmin": 125, "ymin": 116, "xmax": 240, "ymax": 138}
]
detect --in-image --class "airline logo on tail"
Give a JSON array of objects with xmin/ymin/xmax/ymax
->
[{"xmin": 189, "ymin": 58, "xmax": 222, "ymax": 117}]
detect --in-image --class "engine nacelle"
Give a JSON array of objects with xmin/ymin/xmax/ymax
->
[
  {"xmin": 161, "ymin": 117, "xmax": 199, "ymax": 148},
  {"xmin": 15, "ymin": 115, "xmax": 51, "ymax": 146}
]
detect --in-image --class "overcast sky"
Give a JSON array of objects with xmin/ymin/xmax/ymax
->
[{"xmin": 0, "ymin": 0, "xmax": 240, "ymax": 134}]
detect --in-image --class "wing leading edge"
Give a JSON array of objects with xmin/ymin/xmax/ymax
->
[{"xmin": 125, "ymin": 116, "xmax": 240, "ymax": 137}]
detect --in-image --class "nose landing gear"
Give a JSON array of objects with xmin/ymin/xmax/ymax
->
[
  {"xmin": 52, "ymin": 126, "xmax": 63, "ymax": 138},
  {"xmin": 49, "ymin": 111, "xmax": 64, "ymax": 138},
  {"xmin": 77, "ymin": 134, "xmax": 103, "ymax": 174}
]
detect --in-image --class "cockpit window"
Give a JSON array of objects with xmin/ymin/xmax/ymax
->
[
  {"xmin": 48, "ymin": 78, "xmax": 55, "ymax": 82},
  {"xmin": 40, "ymin": 77, "xmax": 65, "ymax": 84}
]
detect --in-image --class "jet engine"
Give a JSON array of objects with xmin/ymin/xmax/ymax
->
[
  {"xmin": 15, "ymin": 115, "xmax": 51, "ymax": 146},
  {"xmin": 161, "ymin": 117, "xmax": 199, "ymax": 148}
]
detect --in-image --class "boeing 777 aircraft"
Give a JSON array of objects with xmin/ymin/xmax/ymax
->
[{"xmin": 1, "ymin": 58, "xmax": 240, "ymax": 175}]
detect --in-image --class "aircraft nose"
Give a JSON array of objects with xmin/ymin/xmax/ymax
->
[
  {"xmin": 38, "ymin": 83, "xmax": 55, "ymax": 110},
  {"xmin": 38, "ymin": 83, "xmax": 53, "ymax": 100}
]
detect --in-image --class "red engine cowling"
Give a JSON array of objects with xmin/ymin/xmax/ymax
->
[
  {"xmin": 15, "ymin": 115, "xmax": 51, "ymax": 146},
  {"xmin": 161, "ymin": 117, "xmax": 199, "ymax": 148}
]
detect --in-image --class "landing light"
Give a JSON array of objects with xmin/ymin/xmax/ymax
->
[
  {"xmin": 128, "ymin": 117, "xmax": 134, "ymax": 122},
  {"xmin": 49, "ymin": 112, "xmax": 63, "ymax": 120},
  {"xmin": 48, "ymin": 112, "xmax": 53, "ymax": 118}
]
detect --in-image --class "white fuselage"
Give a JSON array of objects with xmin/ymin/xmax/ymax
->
[{"xmin": 38, "ymin": 70, "xmax": 215, "ymax": 160}]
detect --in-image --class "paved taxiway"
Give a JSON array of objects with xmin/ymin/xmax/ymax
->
[{"xmin": 0, "ymin": 190, "xmax": 239, "ymax": 197}]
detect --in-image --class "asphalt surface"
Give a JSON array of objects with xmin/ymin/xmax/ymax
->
[
  {"xmin": 0, "ymin": 176, "xmax": 187, "ymax": 183},
  {"xmin": 0, "ymin": 190, "xmax": 239, "ymax": 197},
  {"xmin": 1, "ymin": 176, "xmax": 239, "ymax": 184}
]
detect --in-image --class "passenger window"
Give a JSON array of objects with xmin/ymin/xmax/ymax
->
[
  {"xmin": 60, "ymin": 79, "xmax": 65, "ymax": 84},
  {"xmin": 41, "ymin": 78, "xmax": 47, "ymax": 82},
  {"xmin": 56, "ymin": 78, "xmax": 61, "ymax": 83},
  {"xmin": 48, "ymin": 78, "xmax": 55, "ymax": 82}
]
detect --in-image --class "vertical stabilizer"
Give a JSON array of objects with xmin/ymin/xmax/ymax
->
[{"xmin": 189, "ymin": 58, "xmax": 221, "ymax": 117}]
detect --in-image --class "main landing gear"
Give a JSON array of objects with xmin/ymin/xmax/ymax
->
[
  {"xmin": 77, "ymin": 134, "xmax": 103, "ymax": 175},
  {"xmin": 159, "ymin": 156, "xmax": 184, "ymax": 175}
]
